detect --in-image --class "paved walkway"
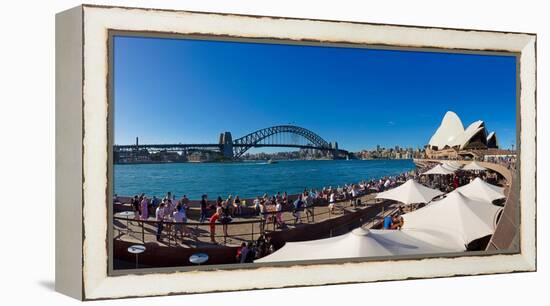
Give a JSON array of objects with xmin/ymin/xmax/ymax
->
[{"xmin": 114, "ymin": 193, "xmax": 391, "ymax": 247}]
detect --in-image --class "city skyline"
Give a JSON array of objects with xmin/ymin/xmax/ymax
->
[{"xmin": 114, "ymin": 35, "xmax": 517, "ymax": 151}]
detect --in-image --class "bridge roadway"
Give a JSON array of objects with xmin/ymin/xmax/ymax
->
[{"xmin": 114, "ymin": 143, "xmax": 333, "ymax": 152}]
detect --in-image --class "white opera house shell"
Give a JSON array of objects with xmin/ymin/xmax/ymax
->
[{"xmin": 428, "ymin": 111, "xmax": 499, "ymax": 151}]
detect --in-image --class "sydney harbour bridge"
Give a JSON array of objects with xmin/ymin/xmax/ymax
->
[{"xmin": 114, "ymin": 125, "xmax": 350, "ymax": 160}]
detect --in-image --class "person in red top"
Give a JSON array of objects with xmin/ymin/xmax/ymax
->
[
  {"xmin": 209, "ymin": 211, "xmax": 219, "ymax": 243},
  {"xmin": 453, "ymin": 175, "xmax": 459, "ymax": 189}
]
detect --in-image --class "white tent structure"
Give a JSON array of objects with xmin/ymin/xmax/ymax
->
[
  {"xmin": 422, "ymin": 164, "xmax": 455, "ymax": 175},
  {"xmin": 402, "ymin": 190, "xmax": 502, "ymax": 248},
  {"xmin": 451, "ymin": 161, "xmax": 462, "ymax": 167},
  {"xmin": 446, "ymin": 161, "xmax": 463, "ymax": 169},
  {"xmin": 456, "ymin": 177, "xmax": 505, "ymax": 203},
  {"xmin": 441, "ymin": 163, "xmax": 460, "ymax": 171},
  {"xmin": 462, "ymin": 161, "xmax": 487, "ymax": 171},
  {"xmin": 255, "ymin": 227, "xmax": 464, "ymax": 263},
  {"xmin": 376, "ymin": 179, "xmax": 444, "ymax": 205}
]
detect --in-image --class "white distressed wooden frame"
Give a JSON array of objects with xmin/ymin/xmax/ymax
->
[{"xmin": 55, "ymin": 5, "xmax": 536, "ymax": 300}]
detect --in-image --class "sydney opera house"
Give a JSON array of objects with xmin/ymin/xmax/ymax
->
[{"xmin": 425, "ymin": 111, "xmax": 504, "ymax": 159}]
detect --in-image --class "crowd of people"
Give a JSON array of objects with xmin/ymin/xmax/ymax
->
[
  {"xmin": 485, "ymin": 155, "xmax": 517, "ymax": 171},
  {"xmin": 417, "ymin": 161, "xmax": 501, "ymax": 192},
  {"xmin": 235, "ymin": 235, "xmax": 276, "ymax": 263},
  {"xmin": 380, "ymin": 160, "xmax": 509, "ymax": 231},
  {"xmin": 115, "ymin": 159, "xmax": 505, "ymax": 247},
  {"xmin": 111, "ymin": 157, "xmax": 513, "ymax": 267},
  {"xmin": 114, "ymin": 167, "xmax": 426, "ymax": 244},
  {"xmin": 123, "ymin": 192, "xmax": 191, "ymax": 242}
]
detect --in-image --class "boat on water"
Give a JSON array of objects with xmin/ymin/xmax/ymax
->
[{"xmin": 267, "ymin": 159, "xmax": 278, "ymax": 164}]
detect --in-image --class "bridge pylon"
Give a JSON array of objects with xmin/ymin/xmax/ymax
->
[{"xmin": 219, "ymin": 132, "xmax": 234, "ymax": 159}]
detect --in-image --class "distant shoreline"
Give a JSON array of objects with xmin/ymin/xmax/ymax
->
[{"xmin": 114, "ymin": 158, "xmax": 415, "ymax": 165}]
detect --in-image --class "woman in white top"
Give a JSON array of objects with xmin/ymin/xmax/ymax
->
[
  {"xmin": 328, "ymin": 192, "xmax": 336, "ymax": 215},
  {"xmin": 253, "ymin": 197, "xmax": 261, "ymax": 213},
  {"xmin": 275, "ymin": 201, "xmax": 283, "ymax": 228},
  {"xmin": 155, "ymin": 203, "xmax": 166, "ymax": 242},
  {"xmin": 172, "ymin": 204, "xmax": 187, "ymax": 241},
  {"xmin": 259, "ymin": 200, "xmax": 267, "ymax": 234}
]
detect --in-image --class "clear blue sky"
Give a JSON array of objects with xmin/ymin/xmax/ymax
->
[{"xmin": 114, "ymin": 35, "xmax": 517, "ymax": 151}]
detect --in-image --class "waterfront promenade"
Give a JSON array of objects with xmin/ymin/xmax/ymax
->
[
  {"xmin": 112, "ymin": 192, "xmax": 406, "ymax": 268},
  {"xmin": 112, "ymin": 158, "xmax": 515, "ymax": 268},
  {"xmin": 113, "ymin": 192, "xmax": 401, "ymax": 248}
]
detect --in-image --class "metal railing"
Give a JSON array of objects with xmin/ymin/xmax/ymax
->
[{"xmin": 114, "ymin": 196, "xmax": 382, "ymax": 247}]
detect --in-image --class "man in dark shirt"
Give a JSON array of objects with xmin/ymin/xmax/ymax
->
[
  {"xmin": 293, "ymin": 197, "xmax": 303, "ymax": 224},
  {"xmin": 151, "ymin": 196, "xmax": 160, "ymax": 208},
  {"xmin": 131, "ymin": 195, "xmax": 141, "ymax": 215},
  {"xmin": 200, "ymin": 194, "xmax": 208, "ymax": 223}
]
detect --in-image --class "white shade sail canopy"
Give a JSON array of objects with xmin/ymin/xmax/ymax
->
[
  {"xmin": 450, "ymin": 161, "xmax": 462, "ymax": 167},
  {"xmin": 462, "ymin": 161, "xmax": 487, "ymax": 171},
  {"xmin": 444, "ymin": 161, "xmax": 462, "ymax": 169},
  {"xmin": 441, "ymin": 163, "xmax": 460, "ymax": 171},
  {"xmin": 255, "ymin": 227, "xmax": 464, "ymax": 263},
  {"xmin": 376, "ymin": 179, "xmax": 444, "ymax": 205},
  {"xmin": 456, "ymin": 177, "xmax": 505, "ymax": 203},
  {"xmin": 402, "ymin": 190, "xmax": 502, "ymax": 248},
  {"xmin": 422, "ymin": 164, "xmax": 456, "ymax": 175}
]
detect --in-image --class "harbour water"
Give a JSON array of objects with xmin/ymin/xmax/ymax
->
[{"xmin": 114, "ymin": 159, "xmax": 416, "ymax": 199}]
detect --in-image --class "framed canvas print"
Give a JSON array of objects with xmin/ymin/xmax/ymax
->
[{"xmin": 55, "ymin": 4, "xmax": 537, "ymax": 300}]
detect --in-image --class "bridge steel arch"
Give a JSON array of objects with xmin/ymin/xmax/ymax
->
[{"xmin": 232, "ymin": 125, "xmax": 332, "ymax": 158}]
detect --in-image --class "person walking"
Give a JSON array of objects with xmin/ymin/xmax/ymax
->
[
  {"xmin": 155, "ymin": 202, "xmax": 166, "ymax": 242},
  {"xmin": 200, "ymin": 194, "xmax": 208, "ymax": 223},
  {"xmin": 140, "ymin": 196, "xmax": 149, "ymax": 220},
  {"xmin": 131, "ymin": 195, "xmax": 141, "ymax": 219},
  {"xmin": 259, "ymin": 200, "xmax": 267, "ymax": 234},
  {"xmin": 304, "ymin": 192, "xmax": 314, "ymax": 223},
  {"xmin": 220, "ymin": 201, "xmax": 231, "ymax": 240},
  {"xmin": 233, "ymin": 195, "xmax": 242, "ymax": 216},
  {"xmin": 275, "ymin": 200, "xmax": 284, "ymax": 228},
  {"xmin": 293, "ymin": 196, "xmax": 303, "ymax": 225},
  {"xmin": 328, "ymin": 192, "xmax": 336, "ymax": 216},
  {"xmin": 172, "ymin": 204, "xmax": 187, "ymax": 242}
]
